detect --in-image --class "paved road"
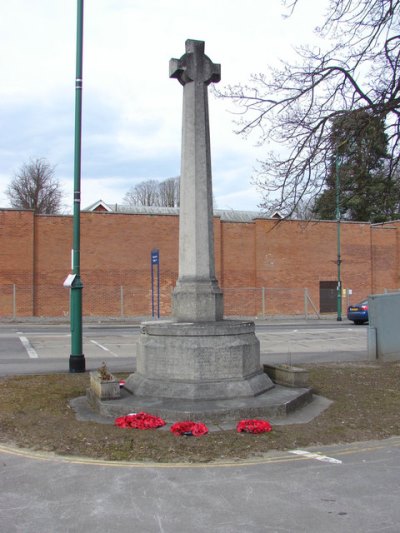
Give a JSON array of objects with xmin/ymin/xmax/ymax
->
[
  {"xmin": 0, "ymin": 319, "xmax": 369, "ymax": 375},
  {"xmin": 1, "ymin": 438, "xmax": 399, "ymax": 532},
  {"xmin": 2, "ymin": 318, "xmax": 387, "ymax": 533},
  {"xmin": 0, "ymin": 323, "xmax": 139, "ymax": 375}
]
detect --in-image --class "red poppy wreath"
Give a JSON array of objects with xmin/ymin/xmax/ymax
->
[
  {"xmin": 170, "ymin": 421, "xmax": 209, "ymax": 437},
  {"xmin": 236, "ymin": 419, "xmax": 272, "ymax": 434},
  {"xmin": 114, "ymin": 412, "xmax": 166, "ymax": 429}
]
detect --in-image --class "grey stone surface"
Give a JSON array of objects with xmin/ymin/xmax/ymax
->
[
  {"xmin": 170, "ymin": 39, "xmax": 223, "ymax": 322},
  {"xmin": 86, "ymin": 383, "xmax": 313, "ymax": 424},
  {"xmin": 125, "ymin": 320, "xmax": 274, "ymax": 399},
  {"xmin": 173, "ymin": 281, "xmax": 223, "ymax": 323},
  {"xmin": 96, "ymin": 40, "xmax": 309, "ymax": 420},
  {"xmin": 120, "ymin": 39, "xmax": 276, "ymax": 411},
  {"xmin": 72, "ymin": 393, "xmax": 331, "ymax": 427},
  {"xmin": 264, "ymin": 363, "xmax": 309, "ymax": 387},
  {"xmin": 89, "ymin": 371, "xmax": 121, "ymax": 400},
  {"xmin": 141, "ymin": 319, "xmax": 257, "ymax": 336}
]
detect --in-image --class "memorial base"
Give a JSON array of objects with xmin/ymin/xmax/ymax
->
[
  {"xmin": 86, "ymin": 384, "xmax": 313, "ymax": 424},
  {"xmin": 172, "ymin": 280, "xmax": 224, "ymax": 322},
  {"xmin": 124, "ymin": 320, "xmax": 274, "ymax": 400}
]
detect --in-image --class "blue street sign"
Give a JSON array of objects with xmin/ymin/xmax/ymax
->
[{"xmin": 151, "ymin": 249, "xmax": 160, "ymax": 318}]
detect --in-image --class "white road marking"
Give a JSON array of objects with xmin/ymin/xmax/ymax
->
[
  {"xmin": 289, "ymin": 449, "xmax": 342, "ymax": 464},
  {"xmin": 90, "ymin": 340, "xmax": 118, "ymax": 357},
  {"xmin": 18, "ymin": 333, "xmax": 71, "ymax": 338},
  {"xmin": 18, "ymin": 335, "xmax": 39, "ymax": 359}
]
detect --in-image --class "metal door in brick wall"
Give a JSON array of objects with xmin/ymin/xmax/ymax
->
[{"xmin": 319, "ymin": 281, "xmax": 337, "ymax": 312}]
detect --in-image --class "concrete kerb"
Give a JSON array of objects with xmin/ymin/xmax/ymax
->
[{"xmin": 0, "ymin": 314, "xmax": 350, "ymax": 328}]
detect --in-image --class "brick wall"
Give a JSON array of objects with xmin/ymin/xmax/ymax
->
[
  {"xmin": 34, "ymin": 215, "xmax": 72, "ymax": 316},
  {"xmin": 0, "ymin": 208, "xmax": 398, "ymax": 317},
  {"xmin": 254, "ymin": 219, "xmax": 375, "ymax": 313},
  {"xmin": 220, "ymin": 220, "xmax": 257, "ymax": 315},
  {"xmin": 370, "ymin": 222, "xmax": 400, "ymax": 294},
  {"xmin": 0, "ymin": 210, "xmax": 35, "ymax": 315}
]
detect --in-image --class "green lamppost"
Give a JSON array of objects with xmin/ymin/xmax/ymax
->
[
  {"xmin": 69, "ymin": 0, "xmax": 85, "ymax": 372},
  {"xmin": 335, "ymin": 153, "xmax": 342, "ymax": 322}
]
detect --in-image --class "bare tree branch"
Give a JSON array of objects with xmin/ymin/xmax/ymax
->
[
  {"xmin": 123, "ymin": 177, "xmax": 180, "ymax": 207},
  {"xmin": 158, "ymin": 177, "xmax": 180, "ymax": 207},
  {"xmin": 215, "ymin": 0, "xmax": 400, "ymax": 216},
  {"xmin": 5, "ymin": 158, "xmax": 63, "ymax": 214}
]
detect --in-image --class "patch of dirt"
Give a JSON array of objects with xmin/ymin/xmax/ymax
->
[{"xmin": 0, "ymin": 362, "xmax": 399, "ymax": 463}]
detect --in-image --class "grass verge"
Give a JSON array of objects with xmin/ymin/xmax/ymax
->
[{"xmin": 1, "ymin": 361, "xmax": 399, "ymax": 463}]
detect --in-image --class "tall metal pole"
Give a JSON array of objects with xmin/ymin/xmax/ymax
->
[
  {"xmin": 336, "ymin": 154, "xmax": 342, "ymax": 322},
  {"xmin": 69, "ymin": 0, "xmax": 85, "ymax": 372}
]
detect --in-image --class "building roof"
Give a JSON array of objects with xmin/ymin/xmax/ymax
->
[
  {"xmin": 83, "ymin": 201, "xmax": 272, "ymax": 222},
  {"xmin": 84, "ymin": 199, "xmax": 114, "ymax": 212}
]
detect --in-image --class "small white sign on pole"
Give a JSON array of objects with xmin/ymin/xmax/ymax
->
[{"xmin": 63, "ymin": 274, "xmax": 77, "ymax": 288}]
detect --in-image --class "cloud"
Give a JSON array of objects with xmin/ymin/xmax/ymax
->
[{"xmin": 0, "ymin": 0, "xmax": 327, "ymax": 211}]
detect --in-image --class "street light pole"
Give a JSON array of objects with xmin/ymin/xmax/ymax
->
[
  {"xmin": 336, "ymin": 153, "xmax": 342, "ymax": 322},
  {"xmin": 69, "ymin": 0, "xmax": 85, "ymax": 372}
]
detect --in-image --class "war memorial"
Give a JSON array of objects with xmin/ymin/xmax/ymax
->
[{"xmin": 88, "ymin": 40, "xmax": 312, "ymax": 422}]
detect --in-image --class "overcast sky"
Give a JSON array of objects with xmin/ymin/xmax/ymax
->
[{"xmin": 0, "ymin": 0, "xmax": 327, "ymax": 212}]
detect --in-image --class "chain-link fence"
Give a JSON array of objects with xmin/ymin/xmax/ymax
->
[
  {"xmin": 0, "ymin": 285, "xmax": 35, "ymax": 318},
  {"xmin": 0, "ymin": 284, "xmax": 331, "ymax": 319},
  {"xmin": 223, "ymin": 287, "xmax": 321, "ymax": 318},
  {"xmin": 383, "ymin": 288, "xmax": 400, "ymax": 293}
]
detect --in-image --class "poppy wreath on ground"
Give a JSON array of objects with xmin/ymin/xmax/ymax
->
[
  {"xmin": 170, "ymin": 421, "xmax": 209, "ymax": 437},
  {"xmin": 114, "ymin": 412, "xmax": 166, "ymax": 429},
  {"xmin": 236, "ymin": 419, "xmax": 272, "ymax": 434}
]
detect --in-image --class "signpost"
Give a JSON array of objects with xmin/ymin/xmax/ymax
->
[
  {"xmin": 151, "ymin": 249, "xmax": 160, "ymax": 319},
  {"xmin": 335, "ymin": 141, "xmax": 347, "ymax": 323},
  {"xmin": 69, "ymin": 0, "xmax": 85, "ymax": 372},
  {"xmin": 336, "ymin": 154, "xmax": 343, "ymax": 322}
]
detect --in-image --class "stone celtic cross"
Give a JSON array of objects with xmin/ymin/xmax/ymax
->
[
  {"xmin": 169, "ymin": 39, "xmax": 221, "ymax": 87},
  {"xmin": 124, "ymin": 40, "xmax": 274, "ymax": 406},
  {"xmin": 169, "ymin": 39, "xmax": 223, "ymax": 322}
]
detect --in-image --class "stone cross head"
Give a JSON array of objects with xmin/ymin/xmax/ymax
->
[{"xmin": 169, "ymin": 39, "xmax": 221, "ymax": 86}]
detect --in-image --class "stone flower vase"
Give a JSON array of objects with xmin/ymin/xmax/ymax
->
[
  {"xmin": 263, "ymin": 363, "xmax": 309, "ymax": 388},
  {"xmin": 89, "ymin": 363, "xmax": 121, "ymax": 400}
]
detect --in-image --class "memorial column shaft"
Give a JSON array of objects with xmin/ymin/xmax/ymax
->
[
  {"xmin": 180, "ymin": 79, "xmax": 215, "ymax": 280},
  {"xmin": 170, "ymin": 39, "xmax": 223, "ymax": 322}
]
